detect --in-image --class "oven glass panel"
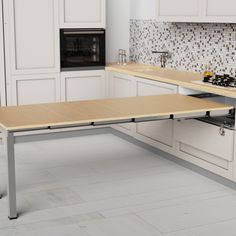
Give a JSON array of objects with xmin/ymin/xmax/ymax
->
[{"xmin": 60, "ymin": 29, "xmax": 105, "ymax": 70}]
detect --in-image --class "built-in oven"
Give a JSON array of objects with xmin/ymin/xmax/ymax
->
[{"xmin": 60, "ymin": 29, "xmax": 105, "ymax": 71}]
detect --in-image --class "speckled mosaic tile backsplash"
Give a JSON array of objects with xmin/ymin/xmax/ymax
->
[{"xmin": 130, "ymin": 20, "xmax": 236, "ymax": 75}]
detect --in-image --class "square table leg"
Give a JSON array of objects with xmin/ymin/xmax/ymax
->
[
  {"xmin": 4, "ymin": 132, "xmax": 17, "ymax": 220},
  {"xmin": 0, "ymin": 136, "xmax": 2, "ymax": 199}
]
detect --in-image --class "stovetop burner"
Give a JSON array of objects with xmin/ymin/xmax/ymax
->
[{"xmin": 203, "ymin": 74, "xmax": 236, "ymax": 88}]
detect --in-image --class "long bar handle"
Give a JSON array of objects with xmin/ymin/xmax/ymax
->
[{"xmin": 63, "ymin": 31, "xmax": 104, "ymax": 35}]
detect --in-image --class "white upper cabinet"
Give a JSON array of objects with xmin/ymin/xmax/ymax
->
[
  {"xmin": 156, "ymin": 0, "xmax": 236, "ymax": 23},
  {"xmin": 3, "ymin": 0, "xmax": 60, "ymax": 75},
  {"xmin": 59, "ymin": 0, "xmax": 106, "ymax": 28},
  {"xmin": 204, "ymin": 0, "xmax": 236, "ymax": 23},
  {"xmin": 159, "ymin": 0, "xmax": 199, "ymax": 16},
  {"xmin": 131, "ymin": 0, "xmax": 236, "ymax": 23}
]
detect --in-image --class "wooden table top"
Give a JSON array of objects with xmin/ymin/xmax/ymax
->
[{"xmin": 0, "ymin": 94, "xmax": 233, "ymax": 132}]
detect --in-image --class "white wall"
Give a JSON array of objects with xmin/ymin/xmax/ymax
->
[
  {"xmin": 130, "ymin": 0, "xmax": 156, "ymax": 20},
  {"xmin": 0, "ymin": 0, "xmax": 6, "ymax": 106},
  {"xmin": 106, "ymin": 0, "xmax": 130, "ymax": 63}
]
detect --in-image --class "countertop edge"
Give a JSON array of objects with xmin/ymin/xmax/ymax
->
[{"xmin": 105, "ymin": 65, "xmax": 236, "ymax": 99}]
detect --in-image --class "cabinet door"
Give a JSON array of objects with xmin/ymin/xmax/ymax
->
[
  {"xmin": 11, "ymin": 74, "xmax": 60, "ymax": 106},
  {"xmin": 175, "ymin": 119, "xmax": 234, "ymax": 179},
  {"xmin": 61, "ymin": 70, "xmax": 106, "ymax": 102},
  {"xmin": 59, "ymin": 0, "xmax": 106, "ymax": 28},
  {"xmin": 3, "ymin": 0, "xmax": 60, "ymax": 75},
  {"xmin": 109, "ymin": 72, "xmax": 136, "ymax": 134},
  {"xmin": 157, "ymin": 0, "xmax": 202, "ymax": 22},
  {"xmin": 135, "ymin": 78, "xmax": 178, "ymax": 150},
  {"xmin": 203, "ymin": 0, "xmax": 236, "ymax": 23}
]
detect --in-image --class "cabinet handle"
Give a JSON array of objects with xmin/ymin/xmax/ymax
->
[{"xmin": 219, "ymin": 126, "xmax": 226, "ymax": 136}]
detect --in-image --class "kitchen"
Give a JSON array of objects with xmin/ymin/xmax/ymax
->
[{"xmin": 0, "ymin": 0, "xmax": 236, "ymax": 235}]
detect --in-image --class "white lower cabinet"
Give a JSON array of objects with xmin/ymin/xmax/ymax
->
[
  {"xmin": 174, "ymin": 119, "xmax": 234, "ymax": 179},
  {"xmin": 134, "ymin": 78, "xmax": 178, "ymax": 153},
  {"xmin": 108, "ymin": 72, "xmax": 136, "ymax": 135},
  {"xmin": 61, "ymin": 70, "xmax": 106, "ymax": 102},
  {"xmin": 11, "ymin": 74, "xmax": 60, "ymax": 105}
]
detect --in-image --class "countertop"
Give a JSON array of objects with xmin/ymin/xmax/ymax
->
[{"xmin": 106, "ymin": 63, "xmax": 236, "ymax": 99}]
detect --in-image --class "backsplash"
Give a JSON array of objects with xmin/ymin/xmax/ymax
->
[{"xmin": 130, "ymin": 20, "xmax": 236, "ymax": 75}]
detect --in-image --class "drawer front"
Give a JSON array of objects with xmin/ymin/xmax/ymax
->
[{"xmin": 175, "ymin": 119, "xmax": 234, "ymax": 162}]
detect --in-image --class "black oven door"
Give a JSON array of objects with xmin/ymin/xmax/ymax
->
[{"xmin": 60, "ymin": 29, "xmax": 105, "ymax": 71}]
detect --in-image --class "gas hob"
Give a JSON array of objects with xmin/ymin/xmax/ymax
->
[{"xmin": 203, "ymin": 74, "xmax": 236, "ymax": 88}]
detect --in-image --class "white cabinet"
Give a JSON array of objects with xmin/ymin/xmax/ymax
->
[
  {"xmin": 61, "ymin": 70, "xmax": 106, "ymax": 102},
  {"xmin": 175, "ymin": 119, "xmax": 234, "ymax": 179},
  {"xmin": 3, "ymin": 0, "xmax": 60, "ymax": 75},
  {"xmin": 154, "ymin": 0, "xmax": 236, "ymax": 23},
  {"xmin": 11, "ymin": 74, "xmax": 60, "ymax": 105},
  {"xmin": 204, "ymin": 0, "xmax": 236, "ymax": 23},
  {"xmin": 59, "ymin": 0, "xmax": 106, "ymax": 28},
  {"xmin": 134, "ymin": 78, "xmax": 178, "ymax": 153},
  {"xmin": 109, "ymin": 72, "xmax": 136, "ymax": 135}
]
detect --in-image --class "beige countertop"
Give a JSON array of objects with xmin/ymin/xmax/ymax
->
[{"xmin": 106, "ymin": 63, "xmax": 236, "ymax": 99}]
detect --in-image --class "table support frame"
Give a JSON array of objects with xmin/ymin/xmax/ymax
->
[{"xmin": 0, "ymin": 110, "xmax": 227, "ymax": 220}]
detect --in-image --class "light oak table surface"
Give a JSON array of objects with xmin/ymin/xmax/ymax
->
[{"xmin": 0, "ymin": 94, "xmax": 233, "ymax": 132}]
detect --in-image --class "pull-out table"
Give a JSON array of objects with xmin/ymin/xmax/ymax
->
[{"xmin": 0, "ymin": 94, "xmax": 233, "ymax": 219}]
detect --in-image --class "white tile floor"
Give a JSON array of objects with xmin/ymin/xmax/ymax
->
[{"xmin": 0, "ymin": 131, "xmax": 236, "ymax": 235}]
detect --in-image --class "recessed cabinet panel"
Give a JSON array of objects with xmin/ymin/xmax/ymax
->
[
  {"xmin": 154, "ymin": 0, "xmax": 236, "ymax": 22},
  {"xmin": 158, "ymin": 0, "xmax": 200, "ymax": 16},
  {"xmin": 65, "ymin": 0, "xmax": 101, "ymax": 23},
  {"xmin": 136, "ymin": 80, "xmax": 177, "ymax": 147},
  {"xmin": 61, "ymin": 71, "xmax": 106, "ymax": 102},
  {"xmin": 113, "ymin": 76, "xmax": 134, "ymax": 98},
  {"xmin": 110, "ymin": 73, "xmax": 136, "ymax": 134},
  {"xmin": 206, "ymin": 0, "xmax": 236, "ymax": 16},
  {"xmin": 5, "ymin": 0, "xmax": 60, "ymax": 74},
  {"xmin": 175, "ymin": 119, "xmax": 234, "ymax": 163},
  {"xmin": 60, "ymin": 0, "xmax": 106, "ymax": 28},
  {"xmin": 137, "ymin": 80, "xmax": 176, "ymax": 95},
  {"xmin": 12, "ymin": 74, "xmax": 59, "ymax": 105}
]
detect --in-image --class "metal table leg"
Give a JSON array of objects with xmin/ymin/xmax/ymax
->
[
  {"xmin": 4, "ymin": 132, "xmax": 17, "ymax": 220},
  {"xmin": 0, "ymin": 136, "xmax": 3, "ymax": 199}
]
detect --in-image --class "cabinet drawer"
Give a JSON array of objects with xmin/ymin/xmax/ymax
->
[{"xmin": 175, "ymin": 119, "xmax": 234, "ymax": 162}]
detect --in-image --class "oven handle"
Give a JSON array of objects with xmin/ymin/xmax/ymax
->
[{"xmin": 63, "ymin": 31, "xmax": 105, "ymax": 35}]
